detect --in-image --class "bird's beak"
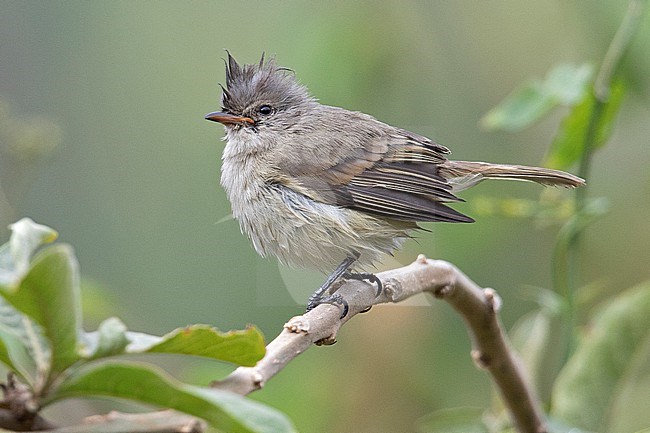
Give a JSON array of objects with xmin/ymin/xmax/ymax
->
[{"xmin": 204, "ymin": 111, "xmax": 254, "ymax": 126}]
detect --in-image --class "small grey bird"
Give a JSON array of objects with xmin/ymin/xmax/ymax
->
[{"xmin": 206, "ymin": 53, "xmax": 584, "ymax": 313}]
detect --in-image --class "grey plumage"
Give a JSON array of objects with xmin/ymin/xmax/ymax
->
[{"xmin": 208, "ymin": 53, "xmax": 585, "ymax": 273}]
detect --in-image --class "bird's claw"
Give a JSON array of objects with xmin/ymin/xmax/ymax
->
[
  {"xmin": 342, "ymin": 272, "xmax": 383, "ymax": 297},
  {"xmin": 306, "ymin": 293, "xmax": 349, "ymax": 319}
]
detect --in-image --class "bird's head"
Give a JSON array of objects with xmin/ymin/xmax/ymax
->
[{"xmin": 205, "ymin": 52, "xmax": 315, "ymax": 139}]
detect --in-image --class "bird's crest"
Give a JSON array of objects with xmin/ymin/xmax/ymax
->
[{"xmin": 220, "ymin": 51, "xmax": 309, "ymax": 113}]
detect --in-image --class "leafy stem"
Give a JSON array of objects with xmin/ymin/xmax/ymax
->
[{"xmin": 558, "ymin": 0, "xmax": 647, "ymax": 357}]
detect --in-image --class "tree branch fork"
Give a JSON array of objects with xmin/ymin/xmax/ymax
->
[{"xmin": 213, "ymin": 255, "xmax": 546, "ymax": 433}]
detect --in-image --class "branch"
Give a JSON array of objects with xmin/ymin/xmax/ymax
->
[
  {"xmin": 27, "ymin": 410, "xmax": 206, "ymax": 433},
  {"xmin": 213, "ymin": 255, "xmax": 546, "ymax": 433}
]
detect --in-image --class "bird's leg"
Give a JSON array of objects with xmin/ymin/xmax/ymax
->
[{"xmin": 306, "ymin": 252, "xmax": 359, "ymax": 315}]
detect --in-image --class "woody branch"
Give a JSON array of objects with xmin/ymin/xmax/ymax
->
[{"xmin": 213, "ymin": 255, "xmax": 546, "ymax": 433}]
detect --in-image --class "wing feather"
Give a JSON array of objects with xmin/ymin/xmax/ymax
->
[
  {"xmin": 274, "ymin": 106, "xmax": 474, "ymax": 224},
  {"xmin": 347, "ymin": 187, "xmax": 474, "ymax": 223}
]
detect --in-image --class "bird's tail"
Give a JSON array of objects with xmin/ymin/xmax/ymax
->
[{"xmin": 440, "ymin": 160, "xmax": 585, "ymax": 192}]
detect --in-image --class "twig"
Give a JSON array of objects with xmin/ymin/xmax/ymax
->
[
  {"xmin": 26, "ymin": 410, "xmax": 205, "ymax": 433},
  {"xmin": 213, "ymin": 255, "xmax": 546, "ymax": 433}
]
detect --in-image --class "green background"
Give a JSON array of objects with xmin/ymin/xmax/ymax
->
[{"xmin": 1, "ymin": 1, "xmax": 649, "ymax": 432}]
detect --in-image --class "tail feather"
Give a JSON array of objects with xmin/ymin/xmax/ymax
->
[{"xmin": 440, "ymin": 161, "xmax": 585, "ymax": 191}]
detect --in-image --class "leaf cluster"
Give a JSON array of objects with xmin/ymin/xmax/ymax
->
[{"xmin": 0, "ymin": 218, "xmax": 296, "ymax": 433}]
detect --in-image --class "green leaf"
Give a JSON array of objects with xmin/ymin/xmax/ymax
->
[
  {"xmin": 481, "ymin": 63, "xmax": 593, "ymax": 131},
  {"xmin": 126, "ymin": 324, "xmax": 266, "ymax": 367},
  {"xmin": 80, "ymin": 323, "xmax": 265, "ymax": 366},
  {"xmin": 544, "ymin": 63, "xmax": 594, "ymax": 105},
  {"xmin": 0, "ymin": 218, "xmax": 58, "ymax": 288},
  {"xmin": 1, "ymin": 244, "xmax": 82, "ymax": 375},
  {"xmin": 481, "ymin": 80, "xmax": 556, "ymax": 131},
  {"xmin": 0, "ymin": 323, "xmax": 21, "ymax": 371},
  {"xmin": 551, "ymin": 282, "xmax": 650, "ymax": 432},
  {"xmin": 606, "ymin": 335, "xmax": 650, "ymax": 433},
  {"xmin": 49, "ymin": 361, "xmax": 297, "ymax": 433},
  {"xmin": 415, "ymin": 407, "xmax": 488, "ymax": 433},
  {"xmin": 81, "ymin": 317, "xmax": 129, "ymax": 359},
  {"xmin": 545, "ymin": 78, "xmax": 625, "ymax": 170},
  {"xmin": 0, "ymin": 298, "xmax": 50, "ymax": 386}
]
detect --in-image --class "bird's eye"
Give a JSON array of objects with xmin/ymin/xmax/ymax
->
[{"xmin": 258, "ymin": 105, "xmax": 273, "ymax": 115}]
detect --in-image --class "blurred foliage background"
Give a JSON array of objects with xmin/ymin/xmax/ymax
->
[{"xmin": 1, "ymin": 1, "xmax": 648, "ymax": 432}]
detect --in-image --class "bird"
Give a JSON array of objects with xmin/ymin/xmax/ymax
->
[{"xmin": 205, "ymin": 53, "xmax": 584, "ymax": 315}]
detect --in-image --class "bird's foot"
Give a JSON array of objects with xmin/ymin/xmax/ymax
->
[
  {"xmin": 306, "ymin": 271, "xmax": 382, "ymax": 319},
  {"xmin": 306, "ymin": 293, "xmax": 349, "ymax": 319},
  {"xmin": 342, "ymin": 272, "xmax": 383, "ymax": 297}
]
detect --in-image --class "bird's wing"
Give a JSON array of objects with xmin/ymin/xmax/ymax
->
[{"xmin": 274, "ymin": 109, "xmax": 474, "ymax": 224}]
